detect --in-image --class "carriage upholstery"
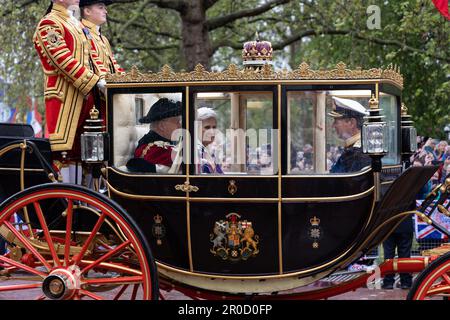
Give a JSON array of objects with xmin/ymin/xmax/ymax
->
[
  {"xmin": 112, "ymin": 93, "xmax": 181, "ymax": 169},
  {"xmin": 0, "ymin": 123, "xmax": 34, "ymax": 138},
  {"xmin": 0, "ymin": 123, "xmax": 52, "ymax": 168},
  {"xmin": 0, "ymin": 123, "xmax": 53, "ymax": 201}
]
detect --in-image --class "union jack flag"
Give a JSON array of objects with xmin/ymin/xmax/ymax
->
[{"xmin": 415, "ymin": 200, "xmax": 450, "ymax": 240}]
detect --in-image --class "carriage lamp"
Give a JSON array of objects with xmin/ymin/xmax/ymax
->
[
  {"xmin": 362, "ymin": 95, "xmax": 388, "ymax": 156},
  {"xmin": 400, "ymin": 103, "xmax": 417, "ymax": 166},
  {"xmin": 80, "ymin": 106, "xmax": 109, "ymax": 163},
  {"xmin": 362, "ymin": 95, "xmax": 387, "ymax": 201},
  {"xmin": 362, "ymin": 122, "xmax": 388, "ymax": 154}
]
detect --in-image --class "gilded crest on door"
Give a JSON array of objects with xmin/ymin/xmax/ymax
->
[{"xmin": 210, "ymin": 212, "xmax": 259, "ymax": 261}]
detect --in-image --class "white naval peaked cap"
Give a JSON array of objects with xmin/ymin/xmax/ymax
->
[{"xmin": 329, "ymin": 96, "xmax": 369, "ymax": 118}]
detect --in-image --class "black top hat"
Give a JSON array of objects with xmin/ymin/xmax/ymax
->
[
  {"xmin": 79, "ymin": 0, "xmax": 113, "ymax": 7},
  {"xmin": 139, "ymin": 98, "xmax": 182, "ymax": 124}
]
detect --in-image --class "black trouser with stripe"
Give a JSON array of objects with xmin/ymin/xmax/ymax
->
[{"xmin": 382, "ymin": 232, "xmax": 414, "ymax": 285}]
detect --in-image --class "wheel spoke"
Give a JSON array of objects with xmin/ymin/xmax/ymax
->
[
  {"xmin": 34, "ymin": 202, "xmax": 61, "ymax": 267},
  {"xmin": 0, "ymin": 283, "xmax": 42, "ymax": 292},
  {"xmin": 79, "ymin": 289, "xmax": 104, "ymax": 300},
  {"xmin": 442, "ymin": 273, "xmax": 450, "ymax": 286},
  {"xmin": 79, "ymin": 260, "xmax": 143, "ymax": 276},
  {"xmin": 0, "ymin": 255, "xmax": 47, "ymax": 278},
  {"xmin": 83, "ymin": 276, "xmax": 143, "ymax": 285},
  {"xmin": 64, "ymin": 200, "xmax": 74, "ymax": 267},
  {"xmin": 4, "ymin": 221, "xmax": 52, "ymax": 271},
  {"xmin": 131, "ymin": 284, "xmax": 139, "ymax": 300},
  {"xmin": 72, "ymin": 213, "xmax": 106, "ymax": 265},
  {"xmin": 427, "ymin": 285, "xmax": 450, "ymax": 296},
  {"xmin": 80, "ymin": 240, "xmax": 132, "ymax": 275},
  {"xmin": 113, "ymin": 284, "xmax": 129, "ymax": 300}
]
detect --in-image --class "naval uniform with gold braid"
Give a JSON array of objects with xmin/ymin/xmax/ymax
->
[
  {"xmin": 33, "ymin": 3, "xmax": 106, "ymax": 160},
  {"xmin": 330, "ymin": 133, "xmax": 371, "ymax": 173}
]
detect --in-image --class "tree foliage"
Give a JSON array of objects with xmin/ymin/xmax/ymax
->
[
  {"xmin": 0, "ymin": 0, "xmax": 46, "ymax": 117},
  {"xmin": 0, "ymin": 0, "xmax": 448, "ymax": 137}
]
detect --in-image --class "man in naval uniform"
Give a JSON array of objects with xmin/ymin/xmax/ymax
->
[
  {"xmin": 126, "ymin": 98, "xmax": 183, "ymax": 173},
  {"xmin": 328, "ymin": 96, "xmax": 372, "ymax": 173},
  {"xmin": 34, "ymin": 0, "xmax": 108, "ymax": 183}
]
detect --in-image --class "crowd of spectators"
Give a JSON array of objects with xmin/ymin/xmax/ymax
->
[
  {"xmin": 411, "ymin": 136, "xmax": 450, "ymax": 193},
  {"xmin": 408, "ymin": 136, "xmax": 450, "ymax": 255}
]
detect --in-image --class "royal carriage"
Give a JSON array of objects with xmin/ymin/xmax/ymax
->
[{"xmin": 0, "ymin": 40, "xmax": 449, "ymax": 300}]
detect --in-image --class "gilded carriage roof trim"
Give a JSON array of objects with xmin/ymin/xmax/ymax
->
[{"xmin": 105, "ymin": 62, "xmax": 404, "ymax": 88}]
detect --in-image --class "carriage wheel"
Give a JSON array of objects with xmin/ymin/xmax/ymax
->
[
  {"xmin": 407, "ymin": 252, "xmax": 450, "ymax": 300},
  {"xmin": 0, "ymin": 183, "xmax": 158, "ymax": 300}
]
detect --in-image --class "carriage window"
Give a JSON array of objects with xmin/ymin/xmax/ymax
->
[
  {"xmin": 134, "ymin": 97, "xmax": 144, "ymax": 125},
  {"xmin": 194, "ymin": 92, "xmax": 275, "ymax": 175},
  {"xmin": 112, "ymin": 92, "xmax": 183, "ymax": 174},
  {"xmin": 288, "ymin": 90, "xmax": 372, "ymax": 174},
  {"xmin": 380, "ymin": 93, "xmax": 400, "ymax": 165}
]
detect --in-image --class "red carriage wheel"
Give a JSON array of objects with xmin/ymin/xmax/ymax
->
[
  {"xmin": 0, "ymin": 183, "xmax": 158, "ymax": 300},
  {"xmin": 407, "ymin": 252, "xmax": 450, "ymax": 300}
]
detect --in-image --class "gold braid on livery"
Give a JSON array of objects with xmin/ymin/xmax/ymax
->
[
  {"xmin": 82, "ymin": 19, "xmax": 124, "ymax": 74},
  {"xmin": 33, "ymin": 3, "xmax": 102, "ymax": 152}
]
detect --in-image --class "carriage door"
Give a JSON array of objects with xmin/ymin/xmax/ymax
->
[
  {"xmin": 107, "ymin": 87, "xmax": 191, "ymax": 271},
  {"xmin": 181, "ymin": 85, "xmax": 281, "ymax": 275}
]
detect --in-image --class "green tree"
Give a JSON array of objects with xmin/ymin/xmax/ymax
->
[
  {"xmin": 287, "ymin": 1, "xmax": 449, "ymax": 138},
  {"xmin": 0, "ymin": 0, "xmax": 46, "ymax": 118}
]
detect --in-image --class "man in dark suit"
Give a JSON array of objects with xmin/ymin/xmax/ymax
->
[{"xmin": 381, "ymin": 217, "xmax": 414, "ymax": 289}]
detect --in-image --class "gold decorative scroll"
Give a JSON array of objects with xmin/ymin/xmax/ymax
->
[{"xmin": 106, "ymin": 62, "xmax": 403, "ymax": 88}]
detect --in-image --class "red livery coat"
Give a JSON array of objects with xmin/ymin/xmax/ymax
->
[{"xmin": 33, "ymin": 3, "xmax": 107, "ymax": 157}]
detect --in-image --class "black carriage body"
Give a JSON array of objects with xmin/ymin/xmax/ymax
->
[
  {"xmin": 0, "ymin": 124, "xmax": 53, "ymax": 201},
  {"xmin": 107, "ymin": 169, "xmax": 376, "ymax": 276},
  {"xmin": 104, "ymin": 63, "xmax": 430, "ymax": 289}
]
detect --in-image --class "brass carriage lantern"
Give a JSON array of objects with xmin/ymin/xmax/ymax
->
[
  {"xmin": 362, "ymin": 94, "xmax": 389, "ymax": 157},
  {"xmin": 362, "ymin": 95, "xmax": 388, "ymax": 201},
  {"xmin": 400, "ymin": 103, "xmax": 417, "ymax": 166},
  {"xmin": 80, "ymin": 106, "xmax": 109, "ymax": 163}
]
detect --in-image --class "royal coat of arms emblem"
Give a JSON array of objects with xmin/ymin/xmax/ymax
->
[{"xmin": 210, "ymin": 212, "xmax": 259, "ymax": 261}]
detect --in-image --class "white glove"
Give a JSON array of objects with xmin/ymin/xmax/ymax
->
[{"xmin": 97, "ymin": 79, "xmax": 106, "ymax": 95}]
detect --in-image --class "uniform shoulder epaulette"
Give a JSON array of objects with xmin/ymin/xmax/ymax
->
[{"xmin": 152, "ymin": 141, "xmax": 173, "ymax": 149}]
